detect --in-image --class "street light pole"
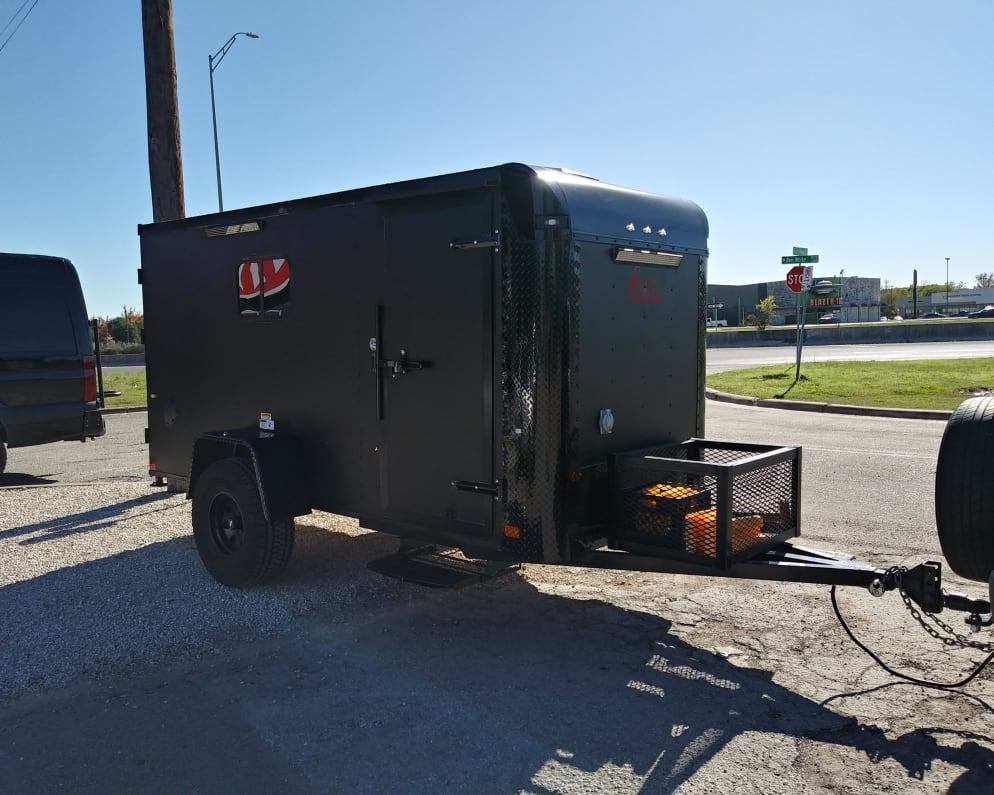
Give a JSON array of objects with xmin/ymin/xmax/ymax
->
[
  {"xmin": 945, "ymin": 257, "xmax": 950, "ymax": 315},
  {"xmin": 838, "ymin": 269, "xmax": 844, "ymax": 324},
  {"xmin": 209, "ymin": 31, "xmax": 259, "ymax": 212}
]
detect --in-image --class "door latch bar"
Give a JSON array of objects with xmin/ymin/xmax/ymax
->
[{"xmin": 375, "ymin": 349, "xmax": 426, "ymax": 377}]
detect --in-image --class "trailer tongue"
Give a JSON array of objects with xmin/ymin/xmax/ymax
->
[{"xmin": 138, "ymin": 163, "xmax": 994, "ymax": 682}]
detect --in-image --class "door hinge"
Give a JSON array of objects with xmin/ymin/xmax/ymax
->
[
  {"xmin": 450, "ymin": 231, "xmax": 499, "ymax": 251},
  {"xmin": 452, "ymin": 479, "xmax": 505, "ymax": 501}
]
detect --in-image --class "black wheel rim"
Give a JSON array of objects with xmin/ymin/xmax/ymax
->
[{"xmin": 209, "ymin": 493, "xmax": 244, "ymax": 555}]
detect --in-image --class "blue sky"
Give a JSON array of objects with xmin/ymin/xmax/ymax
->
[{"xmin": 1, "ymin": 1, "xmax": 991, "ymax": 318}]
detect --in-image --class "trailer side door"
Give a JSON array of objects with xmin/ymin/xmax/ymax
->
[{"xmin": 371, "ymin": 191, "xmax": 496, "ymax": 541}]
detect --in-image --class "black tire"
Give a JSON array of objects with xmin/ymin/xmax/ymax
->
[
  {"xmin": 0, "ymin": 442, "xmax": 6, "ymax": 475},
  {"xmin": 935, "ymin": 396, "xmax": 994, "ymax": 582},
  {"xmin": 192, "ymin": 457, "xmax": 295, "ymax": 587}
]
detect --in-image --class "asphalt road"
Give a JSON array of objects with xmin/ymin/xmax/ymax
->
[
  {"xmin": 707, "ymin": 339, "xmax": 994, "ymax": 373},
  {"xmin": 2, "ymin": 348, "xmax": 994, "ymax": 793}
]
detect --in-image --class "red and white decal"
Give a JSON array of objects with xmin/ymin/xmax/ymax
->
[{"xmin": 239, "ymin": 258, "xmax": 290, "ymax": 298}]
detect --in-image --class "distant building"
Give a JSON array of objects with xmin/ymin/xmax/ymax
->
[
  {"xmin": 906, "ymin": 289, "xmax": 994, "ymax": 317},
  {"xmin": 707, "ymin": 276, "xmax": 882, "ymax": 326}
]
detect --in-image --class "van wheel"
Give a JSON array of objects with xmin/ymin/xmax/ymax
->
[
  {"xmin": 0, "ymin": 443, "xmax": 6, "ymax": 474},
  {"xmin": 192, "ymin": 458, "xmax": 295, "ymax": 587},
  {"xmin": 934, "ymin": 396, "xmax": 994, "ymax": 582}
]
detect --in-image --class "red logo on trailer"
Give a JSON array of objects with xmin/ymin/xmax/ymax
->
[
  {"xmin": 239, "ymin": 258, "xmax": 291, "ymax": 299},
  {"xmin": 628, "ymin": 266, "xmax": 661, "ymax": 304}
]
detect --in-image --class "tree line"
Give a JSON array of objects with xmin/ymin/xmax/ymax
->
[{"xmin": 93, "ymin": 306, "xmax": 144, "ymax": 349}]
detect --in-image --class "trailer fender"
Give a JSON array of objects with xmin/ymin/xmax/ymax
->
[{"xmin": 189, "ymin": 430, "xmax": 312, "ymax": 521}]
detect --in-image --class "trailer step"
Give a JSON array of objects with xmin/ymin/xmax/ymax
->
[{"xmin": 367, "ymin": 546, "xmax": 516, "ymax": 588}]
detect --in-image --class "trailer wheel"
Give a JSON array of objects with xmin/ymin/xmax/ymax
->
[
  {"xmin": 192, "ymin": 457, "xmax": 295, "ymax": 587},
  {"xmin": 934, "ymin": 395, "xmax": 994, "ymax": 583}
]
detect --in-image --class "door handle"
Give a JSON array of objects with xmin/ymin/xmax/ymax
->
[
  {"xmin": 371, "ymin": 306, "xmax": 432, "ymax": 420},
  {"xmin": 376, "ymin": 349, "xmax": 426, "ymax": 377}
]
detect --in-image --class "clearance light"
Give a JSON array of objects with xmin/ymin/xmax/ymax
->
[
  {"xmin": 535, "ymin": 214, "xmax": 570, "ymax": 228},
  {"xmin": 613, "ymin": 248, "xmax": 683, "ymax": 267},
  {"xmin": 503, "ymin": 524, "xmax": 521, "ymax": 539}
]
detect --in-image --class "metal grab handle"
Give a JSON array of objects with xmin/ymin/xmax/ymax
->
[{"xmin": 377, "ymin": 349, "xmax": 425, "ymax": 377}]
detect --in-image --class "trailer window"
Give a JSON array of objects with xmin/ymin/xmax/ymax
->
[{"xmin": 238, "ymin": 258, "xmax": 291, "ymax": 317}]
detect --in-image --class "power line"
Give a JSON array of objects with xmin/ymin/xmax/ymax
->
[
  {"xmin": 0, "ymin": 0, "xmax": 41, "ymax": 57},
  {"xmin": 0, "ymin": 0, "xmax": 32, "ymax": 39}
]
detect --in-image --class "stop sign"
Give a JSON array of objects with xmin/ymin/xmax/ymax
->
[{"xmin": 786, "ymin": 265, "xmax": 806, "ymax": 292}]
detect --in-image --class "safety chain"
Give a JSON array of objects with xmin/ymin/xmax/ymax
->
[{"xmin": 892, "ymin": 566, "xmax": 994, "ymax": 653}]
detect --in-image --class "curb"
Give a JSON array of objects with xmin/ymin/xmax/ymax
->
[{"xmin": 704, "ymin": 388, "xmax": 953, "ymax": 421}]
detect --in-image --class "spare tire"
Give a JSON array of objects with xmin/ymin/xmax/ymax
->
[{"xmin": 935, "ymin": 395, "xmax": 994, "ymax": 582}]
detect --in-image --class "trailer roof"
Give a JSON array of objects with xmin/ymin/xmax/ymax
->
[
  {"xmin": 138, "ymin": 163, "xmax": 708, "ymax": 255},
  {"xmin": 531, "ymin": 167, "xmax": 708, "ymax": 255}
]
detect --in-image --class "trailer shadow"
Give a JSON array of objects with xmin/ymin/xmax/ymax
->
[
  {"xmin": 1, "ymin": 513, "xmax": 992, "ymax": 792},
  {"xmin": 280, "ymin": 520, "xmax": 994, "ymax": 792},
  {"xmin": 303, "ymin": 569, "xmax": 994, "ymax": 792}
]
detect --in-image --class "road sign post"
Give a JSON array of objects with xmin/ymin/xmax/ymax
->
[{"xmin": 784, "ymin": 252, "xmax": 819, "ymax": 383}]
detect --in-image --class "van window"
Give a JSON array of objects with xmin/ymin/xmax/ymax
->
[{"xmin": 0, "ymin": 291, "xmax": 78, "ymax": 356}]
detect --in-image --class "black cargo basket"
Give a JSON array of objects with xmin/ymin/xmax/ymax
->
[{"xmin": 611, "ymin": 439, "xmax": 801, "ymax": 568}]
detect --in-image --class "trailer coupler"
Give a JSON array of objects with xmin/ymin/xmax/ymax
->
[{"xmin": 884, "ymin": 562, "xmax": 994, "ymax": 631}]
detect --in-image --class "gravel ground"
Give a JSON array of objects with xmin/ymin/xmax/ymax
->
[
  {"xmin": 1, "ymin": 407, "xmax": 993, "ymax": 793},
  {"xmin": 0, "ymin": 482, "xmax": 397, "ymax": 700}
]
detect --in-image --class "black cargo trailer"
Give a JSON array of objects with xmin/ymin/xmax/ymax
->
[
  {"xmin": 140, "ymin": 164, "xmax": 994, "ymax": 651},
  {"xmin": 140, "ymin": 163, "xmax": 716, "ymax": 577}
]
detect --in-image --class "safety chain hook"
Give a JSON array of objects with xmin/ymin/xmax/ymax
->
[{"xmin": 892, "ymin": 566, "xmax": 994, "ymax": 653}]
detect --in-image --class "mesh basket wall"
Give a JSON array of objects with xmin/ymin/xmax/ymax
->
[{"xmin": 612, "ymin": 440, "xmax": 799, "ymax": 567}]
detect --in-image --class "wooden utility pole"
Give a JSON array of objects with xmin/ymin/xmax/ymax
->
[{"xmin": 141, "ymin": 0, "xmax": 185, "ymax": 222}]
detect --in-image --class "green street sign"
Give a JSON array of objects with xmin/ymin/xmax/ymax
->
[
  {"xmin": 782, "ymin": 254, "xmax": 819, "ymax": 264},
  {"xmin": 793, "ymin": 247, "xmax": 808, "ymax": 256}
]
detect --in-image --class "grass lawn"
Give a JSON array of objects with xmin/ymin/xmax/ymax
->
[
  {"xmin": 707, "ymin": 358, "xmax": 994, "ymax": 411},
  {"xmin": 101, "ymin": 371, "xmax": 148, "ymax": 410}
]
